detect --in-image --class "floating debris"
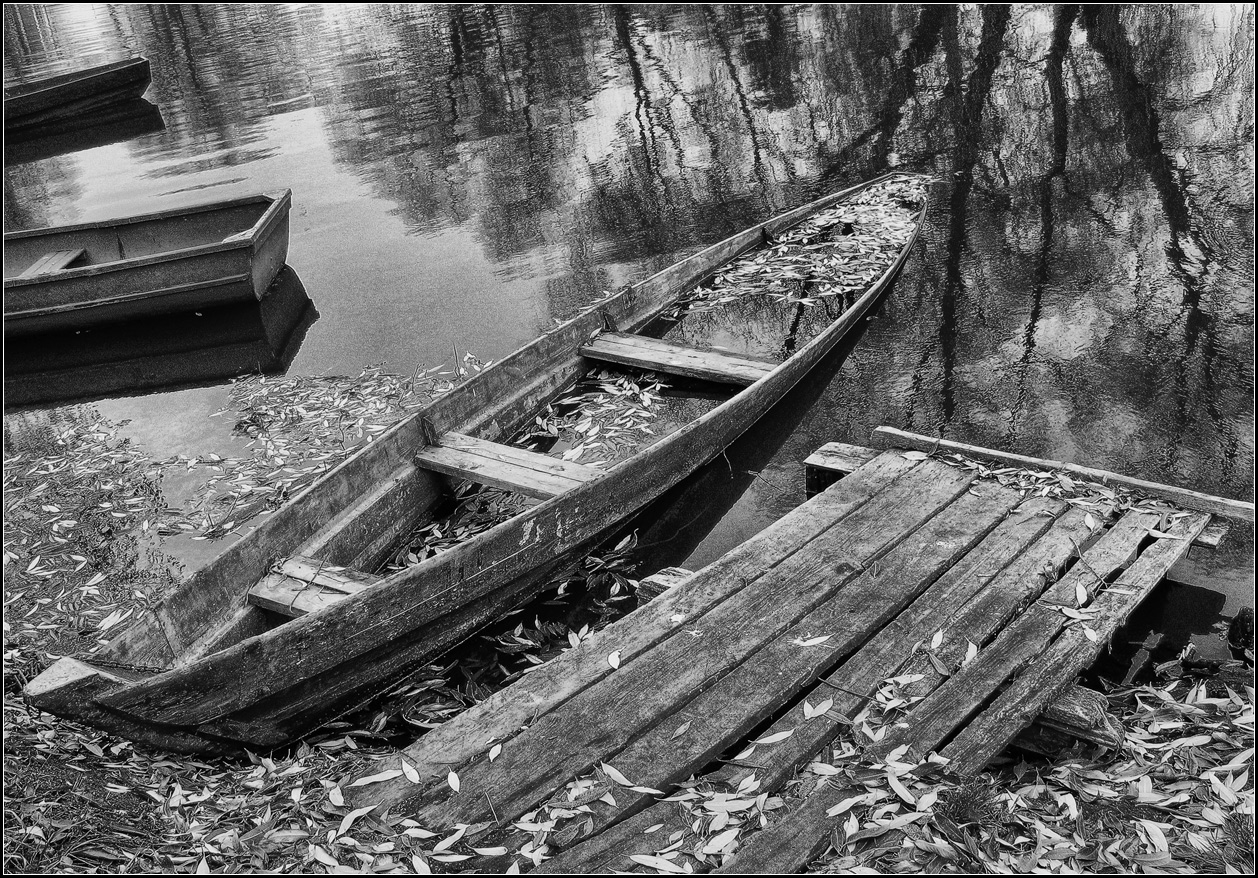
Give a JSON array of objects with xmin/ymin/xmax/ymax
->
[{"xmin": 667, "ymin": 175, "xmax": 928, "ymax": 320}]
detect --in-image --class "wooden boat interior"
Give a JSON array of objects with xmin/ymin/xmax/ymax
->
[
  {"xmin": 3, "ymin": 199, "xmax": 276, "ymax": 279},
  {"xmin": 82, "ymin": 174, "xmax": 928, "ymax": 692}
]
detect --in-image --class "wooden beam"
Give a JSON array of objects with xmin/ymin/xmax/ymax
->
[
  {"xmin": 871, "ymin": 426, "xmax": 1255, "ymax": 523},
  {"xmin": 804, "ymin": 441, "xmax": 881, "ymax": 496},
  {"xmin": 635, "ymin": 566, "xmax": 692, "ymax": 606},
  {"xmin": 413, "ymin": 432, "xmax": 600, "ymax": 500},
  {"xmin": 1014, "ymin": 684, "xmax": 1123, "ymax": 755},
  {"xmin": 18, "ymin": 248, "xmax": 85, "ymax": 278},
  {"xmin": 579, "ymin": 331, "xmax": 775, "ymax": 386},
  {"xmin": 248, "ymin": 557, "xmax": 380, "ymax": 618}
]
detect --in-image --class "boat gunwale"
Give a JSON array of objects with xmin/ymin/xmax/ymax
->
[
  {"xmin": 2, "ymin": 190, "xmax": 291, "ymax": 289},
  {"xmin": 3, "ymin": 58, "xmax": 150, "ymax": 102},
  {"xmin": 85, "ymin": 171, "xmax": 931, "ymax": 731}
]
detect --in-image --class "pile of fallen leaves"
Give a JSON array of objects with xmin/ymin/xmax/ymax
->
[
  {"xmin": 791, "ymin": 676, "xmax": 1255, "ymax": 875},
  {"xmin": 518, "ymin": 370, "xmax": 670, "ymax": 468},
  {"xmin": 667, "ymin": 174, "xmax": 927, "ymax": 319},
  {"xmin": 3, "ymin": 410, "xmax": 176, "ymax": 689}
]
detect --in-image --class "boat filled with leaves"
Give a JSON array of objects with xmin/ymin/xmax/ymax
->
[{"xmin": 25, "ymin": 172, "xmax": 930, "ymax": 753}]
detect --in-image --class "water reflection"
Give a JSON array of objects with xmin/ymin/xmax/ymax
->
[
  {"xmin": 3, "ymin": 5, "xmax": 1253, "ymax": 626},
  {"xmin": 4, "ymin": 266, "xmax": 317, "ymax": 408}
]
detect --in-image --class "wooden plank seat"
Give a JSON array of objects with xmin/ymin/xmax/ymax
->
[
  {"xmin": 579, "ymin": 330, "xmax": 775, "ymax": 386},
  {"xmin": 412, "ymin": 432, "xmax": 601, "ymax": 501},
  {"xmin": 249, "ymin": 555, "xmax": 380, "ymax": 617},
  {"xmin": 17, "ymin": 248, "xmax": 86, "ymax": 278}
]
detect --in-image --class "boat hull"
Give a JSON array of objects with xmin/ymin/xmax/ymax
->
[
  {"xmin": 3, "ymin": 58, "xmax": 152, "ymax": 133},
  {"xmin": 3, "ymin": 191, "xmax": 291, "ymax": 336},
  {"xmin": 25, "ymin": 174, "xmax": 928, "ymax": 752}
]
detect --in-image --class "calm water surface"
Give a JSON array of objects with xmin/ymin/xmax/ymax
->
[{"xmin": 4, "ymin": 4, "xmax": 1254, "ymax": 664}]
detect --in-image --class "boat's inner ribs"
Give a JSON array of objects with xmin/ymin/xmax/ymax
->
[{"xmin": 579, "ymin": 331, "xmax": 774, "ymax": 386}]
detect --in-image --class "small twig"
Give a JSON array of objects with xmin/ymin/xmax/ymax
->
[{"xmin": 483, "ymin": 791, "xmax": 500, "ymax": 824}]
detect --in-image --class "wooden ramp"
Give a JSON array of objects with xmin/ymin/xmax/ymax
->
[{"xmin": 341, "ymin": 428, "xmax": 1231, "ymax": 874}]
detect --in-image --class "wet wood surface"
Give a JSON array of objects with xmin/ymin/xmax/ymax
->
[{"xmin": 326, "ymin": 436, "xmax": 1218, "ymax": 875}]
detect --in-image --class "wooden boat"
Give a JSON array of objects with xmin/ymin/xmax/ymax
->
[
  {"xmin": 3, "ymin": 190, "xmax": 292, "ymax": 336},
  {"xmin": 3, "ymin": 58, "xmax": 151, "ymax": 133},
  {"xmin": 24, "ymin": 173, "xmax": 930, "ymax": 753},
  {"xmin": 4, "ymin": 266, "xmax": 317, "ymax": 409},
  {"xmin": 4, "ymin": 98, "xmax": 164, "ymax": 166}
]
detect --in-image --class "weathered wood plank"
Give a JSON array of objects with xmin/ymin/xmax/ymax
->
[
  {"xmin": 1013, "ymin": 684, "xmax": 1123, "ymax": 755},
  {"xmin": 942, "ymin": 512, "xmax": 1209, "ymax": 773},
  {"xmin": 413, "ymin": 432, "xmax": 599, "ymax": 500},
  {"xmin": 407, "ymin": 461, "xmax": 975, "ymax": 832},
  {"xmin": 1194, "ymin": 520, "xmax": 1228, "ymax": 550},
  {"xmin": 635, "ymin": 567, "xmax": 693, "ymax": 606},
  {"xmin": 537, "ymin": 481, "xmax": 1020, "ymax": 854},
  {"xmin": 542, "ymin": 496, "xmax": 1075, "ymax": 874},
  {"xmin": 804, "ymin": 442, "xmax": 881, "ymax": 496},
  {"xmin": 580, "ymin": 331, "xmax": 775, "ymax": 386},
  {"xmin": 713, "ymin": 513, "xmax": 1156, "ymax": 874},
  {"xmin": 871, "ymin": 426, "xmax": 1255, "ymax": 523},
  {"xmin": 18, "ymin": 247, "xmax": 85, "ymax": 278},
  {"xmin": 279, "ymin": 556, "xmax": 380, "ymax": 592},
  {"xmin": 343, "ymin": 453, "xmax": 919, "ymax": 811},
  {"xmin": 884, "ymin": 510, "xmax": 1158, "ymax": 765},
  {"xmin": 247, "ymin": 557, "xmax": 380, "ymax": 617}
]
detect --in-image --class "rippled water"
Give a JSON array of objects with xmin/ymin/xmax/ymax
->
[{"xmin": 4, "ymin": 4, "xmax": 1253, "ymax": 664}]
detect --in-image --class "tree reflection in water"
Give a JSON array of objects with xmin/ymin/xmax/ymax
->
[{"xmin": 4, "ymin": 4, "xmax": 1253, "ymax": 619}]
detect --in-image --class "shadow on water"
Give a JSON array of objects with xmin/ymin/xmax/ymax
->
[{"xmin": 4, "ymin": 266, "xmax": 318, "ymax": 409}]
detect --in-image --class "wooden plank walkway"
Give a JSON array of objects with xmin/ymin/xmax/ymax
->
[{"xmin": 341, "ymin": 430, "xmax": 1224, "ymax": 874}]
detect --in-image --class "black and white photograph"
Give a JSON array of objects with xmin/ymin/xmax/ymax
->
[{"xmin": 3, "ymin": 4, "xmax": 1254, "ymax": 875}]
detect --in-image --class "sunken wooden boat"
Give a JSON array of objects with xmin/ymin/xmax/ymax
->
[
  {"xmin": 4, "ymin": 266, "xmax": 317, "ymax": 409},
  {"xmin": 3, "ymin": 58, "xmax": 151, "ymax": 133},
  {"xmin": 3, "ymin": 189, "xmax": 292, "ymax": 336},
  {"xmin": 25, "ymin": 173, "xmax": 930, "ymax": 753}
]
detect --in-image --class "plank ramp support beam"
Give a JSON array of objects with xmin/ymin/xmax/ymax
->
[
  {"xmin": 871, "ymin": 426, "xmax": 1254, "ymax": 524},
  {"xmin": 19, "ymin": 248, "xmax": 86, "ymax": 278},
  {"xmin": 413, "ymin": 432, "xmax": 601, "ymax": 501},
  {"xmin": 816, "ymin": 438, "xmax": 1228, "ymax": 549},
  {"xmin": 249, "ymin": 556, "xmax": 381, "ymax": 618},
  {"xmin": 635, "ymin": 566, "xmax": 692, "ymax": 606},
  {"xmin": 579, "ymin": 331, "xmax": 774, "ymax": 386}
]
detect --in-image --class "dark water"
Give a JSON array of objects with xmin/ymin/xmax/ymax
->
[{"xmin": 4, "ymin": 4, "xmax": 1254, "ymax": 665}]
